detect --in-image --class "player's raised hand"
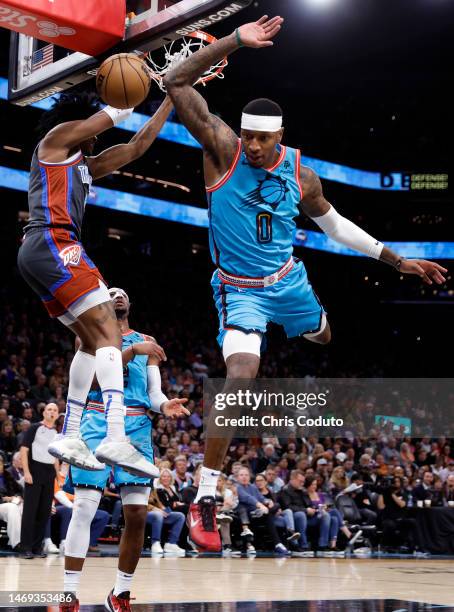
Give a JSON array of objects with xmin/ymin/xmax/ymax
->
[
  {"xmin": 236, "ymin": 15, "xmax": 284, "ymax": 49},
  {"xmin": 133, "ymin": 341, "xmax": 167, "ymax": 362},
  {"xmin": 162, "ymin": 398, "xmax": 190, "ymax": 419},
  {"xmin": 399, "ymin": 259, "xmax": 447, "ymax": 285}
]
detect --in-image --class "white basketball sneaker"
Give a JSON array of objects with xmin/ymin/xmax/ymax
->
[
  {"xmin": 163, "ymin": 543, "xmax": 186, "ymax": 556},
  {"xmin": 94, "ymin": 437, "xmax": 160, "ymax": 478},
  {"xmin": 48, "ymin": 435, "xmax": 105, "ymax": 471},
  {"xmin": 151, "ymin": 542, "xmax": 164, "ymax": 555}
]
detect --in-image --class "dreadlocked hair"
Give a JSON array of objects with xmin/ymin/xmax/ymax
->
[{"xmin": 36, "ymin": 91, "xmax": 101, "ymax": 140}]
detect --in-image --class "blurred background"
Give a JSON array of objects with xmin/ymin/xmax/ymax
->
[{"xmin": 0, "ymin": 0, "xmax": 452, "ymax": 379}]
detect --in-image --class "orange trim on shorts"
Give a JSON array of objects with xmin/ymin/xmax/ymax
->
[{"xmin": 206, "ymin": 139, "xmax": 242, "ymax": 193}]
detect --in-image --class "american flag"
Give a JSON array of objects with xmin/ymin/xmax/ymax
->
[{"xmin": 31, "ymin": 44, "xmax": 54, "ymax": 71}]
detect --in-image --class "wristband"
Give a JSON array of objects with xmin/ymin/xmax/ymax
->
[
  {"xmin": 131, "ymin": 344, "xmax": 136, "ymax": 357},
  {"xmin": 102, "ymin": 106, "xmax": 134, "ymax": 126},
  {"xmin": 235, "ymin": 28, "xmax": 244, "ymax": 48},
  {"xmin": 395, "ymin": 257, "xmax": 405, "ymax": 270}
]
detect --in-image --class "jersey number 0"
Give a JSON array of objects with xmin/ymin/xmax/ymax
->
[{"xmin": 256, "ymin": 212, "xmax": 273, "ymax": 243}]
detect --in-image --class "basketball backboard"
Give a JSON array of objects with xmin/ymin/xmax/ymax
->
[{"xmin": 8, "ymin": 0, "xmax": 252, "ymax": 106}]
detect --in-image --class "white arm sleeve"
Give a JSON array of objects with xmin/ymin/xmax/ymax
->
[
  {"xmin": 147, "ymin": 365, "xmax": 168, "ymax": 413},
  {"xmin": 101, "ymin": 106, "xmax": 134, "ymax": 126},
  {"xmin": 54, "ymin": 490, "xmax": 73, "ymax": 508},
  {"xmin": 312, "ymin": 206, "xmax": 384, "ymax": 260}
]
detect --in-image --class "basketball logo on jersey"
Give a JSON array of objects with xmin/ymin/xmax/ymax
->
[
  {"xmin": 59, "ymin": 244, "xmax": 81, "ymax": 267},
  {"xmin": 243, "ymin": 173, "xmax": 290, "ymax": 210}
]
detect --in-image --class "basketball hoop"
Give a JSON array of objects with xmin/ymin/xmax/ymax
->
[{"xmin": 144, "ymin": 31, "xmax": 227, "ymax": 92}]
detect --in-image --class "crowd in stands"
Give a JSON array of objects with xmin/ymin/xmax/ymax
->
[{"xmin": 2, "ymin": 295, "xmax": 454, "ymax": 557}]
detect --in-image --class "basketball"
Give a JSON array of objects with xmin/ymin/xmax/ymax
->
[{"xmin": 96, "ymin": 53, "xmax": 152, "ymax": 109}]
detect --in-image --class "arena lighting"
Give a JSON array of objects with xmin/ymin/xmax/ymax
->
[
  {"xmin": 0, "ymin": 78, "xmax": 447, "ymax": 192},
  {"xmin": 304, "ymin": 0, "xmax": 338, "ymax": 8},
  {"xmin": 2, "ymin": 165, "xmax": 453, "ymax": 259}
]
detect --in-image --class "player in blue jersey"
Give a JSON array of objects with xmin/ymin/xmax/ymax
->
[
  {"xmin": 61, "ymin": 287, "xmax": 189, "ymax": 612},
  {"xmin": 164, "ymin": 15, "xmax": 447, "ymax": 551}
]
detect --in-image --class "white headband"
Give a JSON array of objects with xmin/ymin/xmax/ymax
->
[
  {"xmin": 109, "ymin": 287, "xmax": 129, "ymax": 302},
  {"xmin": 241, "ymin": 112, "xmax": 283, "ymax": 132}
]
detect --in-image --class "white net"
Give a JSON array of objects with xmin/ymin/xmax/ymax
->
[{"xmin": 144, "ymin": 33, "xmax": 227, "ymax": 92}]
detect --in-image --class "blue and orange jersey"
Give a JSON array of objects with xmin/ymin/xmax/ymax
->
[
  {"xmin": 26, "ymin": 146, "xmax": 92, "ymax": 237},
  {"xmin": 207, "ymin": 141, "xmax": 304, "ymax": 277},
  {"xmin": 88, "ymin": 330, "xmax": 152, "ymax": 409}
]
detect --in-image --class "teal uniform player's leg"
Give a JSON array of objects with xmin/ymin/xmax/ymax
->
[
  {"xmin": 66, "ymin": 407, "xmax": 111, "ymax": 491},
  {"xmin": 113, "ymin": 414, "xmax": 153, "ymax": 487}
]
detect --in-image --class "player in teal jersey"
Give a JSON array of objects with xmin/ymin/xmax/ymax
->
[
  {"xmin": 165, "ymin": 15, "xmax": 447, "ymax": 551},
  {"xmin": 61, "ymin": 287, "xmax": 189, "ymax": 612}
]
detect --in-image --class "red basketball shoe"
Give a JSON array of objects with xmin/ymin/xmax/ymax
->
[
  {"xmin": 105, "ymin": 590, "xmax": 132, "ymax": 612},
  {"xmin": 187, "ymin": 496, "xmax": 221, "ymax": 552},
  {"xmin": 59, "ymin": 598, "xmax": 79, "ymax": 612}
]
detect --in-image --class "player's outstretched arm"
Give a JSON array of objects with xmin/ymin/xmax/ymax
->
[
  {"xmin": 163, "ymin": 15, "xmax": 283, "ymax": 168},
  {"xmin": 299, "ymin": 166, "xmax": 447, "ymax": 286},
  {"xmin": 87, "ymin": 97, "xmax": 173, "ymax": 180},
  {"xmin": 39, "ymin": 107, "xmax": 135, "ymax": 163}
]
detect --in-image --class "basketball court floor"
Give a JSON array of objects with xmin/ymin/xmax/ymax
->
[{"xmin": 1, "ymin": 554, "xmax": 454, "ymax": 610}]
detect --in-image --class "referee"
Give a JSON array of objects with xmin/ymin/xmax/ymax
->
[{"xmin": 20, "ymin": 402, "xmax": 59, "ymax": 558}]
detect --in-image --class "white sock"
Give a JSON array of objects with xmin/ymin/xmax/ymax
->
[
  {"xmin": 64, "ymin": 570, "xmax": 81, "ymax": 596},
  {"xmin": 113, "ymin": 569, "xmax": 134, "ymax": 596},
  {"xmin": 95, "ymin": 346, "xmax": 125, "ymax": 440},
  {"xmin": 194, "ymin": 466, "xmax": 221, "ymax": 503},
  {"xmin": 62, "ymin": 351, "xmax": 96, "ymax": 438}
]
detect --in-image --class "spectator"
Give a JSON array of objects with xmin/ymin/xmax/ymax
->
[
  {"xmin": 329, "ymin": 466, "xmax": 350, "ymax": 496},
  {"xmin": 439, "ymin": 460, "xmax": 454, "ymax": 483},
  {"xmin": 382, "ymin": 439, "xmax": 400, "ymax": 463},
  {"xmin": 0, "ymin": 408, "xmax": 8, "ymax": 427},
  {"xmin": 30, "ymin": 374, "xmax": 52, "ymax": 404},
  {"xmin": 349, "ymin": 475, "xmax": 378, "ymax": 525},
  {"xmin": 413, "ymin": 471, "xmax": 434, "ymax": 502},
  {"xmin": 400, "ymin": 442, "xmax": 415, "ymax": 465},
  {"xmin": 264, "ymin": 465, "xmax": 285, "ymax": 493},
  {"xmin": 377, "ymin": 476, "xmax": 417, "ymax": 552},
  {"xmin": 16, "ymin": 420, "xmax": 31, "ymax": 448},
  {"xmin": 278, "ymin": 470, "xmax": 321, "ymax": 556},
  {"xmin": 187, "ymin": 440, "xmax": 204, "ymax": 470},
  {"xmin": 256, "ymin": 443, "xmax": 280, "ymax": 473},
  {"xmin": 172, "ymin": 455, "xmax": 193, "ymax": 492},
  {"xmin": 304, "ymin": 475, "xmax": 348, "ymax": 553},
  {"xmin": 178, "ymin": 431, "xmax": 192, "ymax": 454},
  {"xmin": 7, "ymin": 451, "xmax": 24, "ymax": 489},
  {"xmin": 192, "ymin": 354, "xmax": 208, "ymax": 380},
  {"xmin": 236, "ymin": 466, "xmax": 289, "ymax": 555},
  {"xmin": 19, "ymin": 402, "xmax": 58, "ymax": 559},
  {"xmin": 215, "ymin": 473, "xmax": 240, "ymax": 556},
  {"xmin": 443, "ymin": 475, "xmax": 454, "ymax": 505},
  {"xmin": 431, "ymin": 476, "xmax": 444, "ymax": 507},
  {"xmin": 181, "ymin": 464, "xmax": 202, "ymax": 507},
  {"xmin": 254, "ymin": 472, "xmax": 300, "ymax": 546},
  {"xmin": 0, "ymin": 420, "xmax": 17, "ymax": 460},
  {"xmin": 0, "ymin": 455, "xmax": 23, "ymax": 551},
  {"xmin": 147, "ymin": 469, "xmax": 186, "ymax": 556}
]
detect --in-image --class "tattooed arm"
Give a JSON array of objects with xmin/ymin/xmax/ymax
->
[
  {"xmin": 163, "ymin": 15, "xmax": 283, "ymax": 183},
  {"xmin": 299, "ymin": 166, "xmax": 447, "ymax": 285}
]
